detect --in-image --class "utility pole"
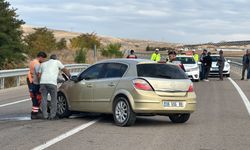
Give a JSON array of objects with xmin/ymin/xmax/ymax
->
[{"xmin": 94, "ymin": 44, "xmax": 97, "ymax": 62}]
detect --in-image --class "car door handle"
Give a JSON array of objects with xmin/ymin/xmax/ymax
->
[
  {"xmin": 87, "ymin": 84, "xmax": 93, "ymax": 87},
  {"xmin": 108, "ymin": 83, "xmax": 115, "ymax": 87}
]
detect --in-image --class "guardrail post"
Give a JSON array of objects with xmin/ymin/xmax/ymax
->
[
  {"xmin": 0, "ymin": 78, "xmax": 4, "ymax": 89},
  {"xmin": 16, "ymin": 76, "xmax": 20, "ymax": 87}
]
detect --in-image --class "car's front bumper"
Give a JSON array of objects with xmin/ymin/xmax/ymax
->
[{"xmin": 186, "ymin": 70, "xmax": 200, "ymax": 80}]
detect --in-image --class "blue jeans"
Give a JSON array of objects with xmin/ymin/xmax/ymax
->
[
  {"xmin": 200, "ymin": 65, "xmax": 205, "ymax": 80},
  {"xmin": 247, "ymin": 66, "xmax": 250, "ymax": 79}
]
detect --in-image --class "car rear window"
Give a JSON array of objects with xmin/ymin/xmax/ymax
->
[
  {"xmin": 176, "ymin": 57, "xmax": 195, "ymax": 64},
  {"xmin": 137, "ymin": 64, "xmax": 188, "ymax": 79}
]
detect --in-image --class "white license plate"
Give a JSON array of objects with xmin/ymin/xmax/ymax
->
[
  {"xmin": 212, "ymin": 67, "xmax": 218, "ymax": 71},
  {"xmin": 163, "ymin": 101, "xmax": 184, "ymax": 107}
]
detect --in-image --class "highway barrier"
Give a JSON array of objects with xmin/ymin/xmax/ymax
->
[{"xmin": 0, "ymin": 64, "xmax": 89, "ymax": 89}]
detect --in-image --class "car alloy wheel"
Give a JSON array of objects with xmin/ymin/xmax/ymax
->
[
  {"xmin": 113, "ymin": 97, "xmax": 136, "ymax": 126},
  {"xmin": 115, "ymin": 101, "xmax": 128, "ymax": 123},
  {"xmin": 57, "ymin": 94, "xmax": 67, "ymax": 115},
  {"xmin": 57, "ymin": 92, "xmax": 71, "ymax": 118}
]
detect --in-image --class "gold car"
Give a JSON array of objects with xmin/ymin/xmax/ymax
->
[{"xmin": 57, "ymin": 59, "xmax": 196, "ymax": 126}]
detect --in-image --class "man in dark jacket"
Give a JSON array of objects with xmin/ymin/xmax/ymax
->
[
  {"xmin": 199, "ymin": 49, "xmax": 207, "ymax": 80},
  {"xmin": 203, "ymin": 52, "xmax": 212, "ymax": 81},
  {"xmin": 241, "ymin": 49, "xmax": 249, "ymax": 80}
]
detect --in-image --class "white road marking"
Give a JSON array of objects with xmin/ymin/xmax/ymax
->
[
  {"xmin": 228, "ymin": 77, "xmax": 250, "ymax": 116},
  {"xmin": 31, "ymin": 118, "xmax": 100, "ymax": 150},
  {"xmin": 0, "ymin": 98, "xmax": 30, "ymax": 108}
]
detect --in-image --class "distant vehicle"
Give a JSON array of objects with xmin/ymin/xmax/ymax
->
[
  {"xmin": 57, "ymin": 59, "xmax": 196, "ymax": 126},
  {"xmin": 176, "ymin": 55, "xmax": 200, "ymax": 81},
  {"xmin": 209, "ymin": 54, "xmax": 231, "ymax": 77}
]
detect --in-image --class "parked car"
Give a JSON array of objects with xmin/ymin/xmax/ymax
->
[
  {"xmin": 210, "ymin": 54, "xmax": 231, "ymax": 77},
  {"xmin": 176, "ymin": 55, "xmax": 200, "ymax": 81},
  {"xmin": 57, "ymin": 59, "xmax": 196, "ymax": 126}
]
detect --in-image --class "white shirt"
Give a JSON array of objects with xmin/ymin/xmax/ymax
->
[{"xmin": 39, "ymin": 59, "xmax": 64, "ymax": 85}]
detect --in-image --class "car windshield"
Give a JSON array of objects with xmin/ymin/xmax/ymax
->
[
  {"xmin": 137, "ymin": 64, "xmax": 188, "ymax": 79},
  {"xmin": 176, "ymin": 57, "xmax": 195, "ymax": 64}
]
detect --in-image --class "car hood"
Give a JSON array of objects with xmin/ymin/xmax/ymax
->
[{"xmin": 183, "ymin": 64, "xmax": 198, "ymax": 69}]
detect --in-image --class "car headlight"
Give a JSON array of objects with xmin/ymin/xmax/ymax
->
[{"xmin": 225, "ymin": 63, "xmax": 230, "ymax": 68}]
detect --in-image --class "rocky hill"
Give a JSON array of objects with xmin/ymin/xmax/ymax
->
[{"xmin": 21, "ymin": 25, "xmax": 179, "ymax": 52}]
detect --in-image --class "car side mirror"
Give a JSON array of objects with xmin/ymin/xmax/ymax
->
[
  {"xmin": 70, "ymin": 75, "xmax": 79, "ymax": 82},
  {"xmin": 197, "ymin": 62, "xmax": 201, "ymax": 65},
  {"xmin": 227, "ymin": 60, "xmax": 231, "ymax": 63}
]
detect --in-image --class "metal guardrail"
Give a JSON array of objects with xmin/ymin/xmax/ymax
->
[{"xmin": 0, "ymin": 64, "xmax": 90, "ymax": 89}]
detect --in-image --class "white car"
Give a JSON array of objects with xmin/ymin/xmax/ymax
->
[
  {"xmin": 210, "ymin": 54, "xmax": 231, "ymax": 77},
  {"xmin": 176, "ymin": 55, "xmax": 200, "ymax": 81}
]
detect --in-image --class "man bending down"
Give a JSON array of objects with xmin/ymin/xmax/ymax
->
[{"xmin": 39, "ymin": 54, "xmax": 71, "ymax": 120}]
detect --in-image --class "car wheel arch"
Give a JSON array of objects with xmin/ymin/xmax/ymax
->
[{"xmin": 112, "ymin": 91, "xmax": 135, "ymax": 111}]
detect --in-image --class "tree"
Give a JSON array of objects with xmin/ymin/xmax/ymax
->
[
  {"xmin": 24, "ymin": 27, "xmax": 57, "ymax": 57},
  {"xmin": 56, "ymin": 38, "xmax": 67, "ymax": 50},
  {"xmin": 0, "ymin": 0, "xmax": 26, "ymax": 69},
  {"xmin": 70, "ymin": 32, "xmax": 101, "ymax": 50},
  {"xmin": 74, "ymin": 49, "xmax": 86, "ymax": 63},
  {"xmin": 101, "ymin": 43, "xmax": 123, "ymax": 58}
]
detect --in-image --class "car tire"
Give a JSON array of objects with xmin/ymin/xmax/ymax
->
[
  {"xmin": 57, "ymin": 92, "xmax": 71, "ymax": 118},
  {"xmin": 113, "ymin": 97, "xmax": 136, "ymax": 127},
  {"xmin": 169, "ymin": 113, "xmax": 190, "ymax": 123},
  {"xmin": 226, "ymin": 74, "xmax": 230, "ymax": 77}
]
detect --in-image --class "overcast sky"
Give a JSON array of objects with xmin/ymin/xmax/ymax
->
[{"xmin": 8, "ymin": 0, "xmax": 250, "ymax": 44}]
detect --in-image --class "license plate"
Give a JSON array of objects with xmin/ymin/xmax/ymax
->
[
  {"xmin": 163, "ymin": 101, "xmax": 185, "ymax": 107},
  {"xmin": 212, "ymin": 67, "xmax": 218, "ymax": 71}
]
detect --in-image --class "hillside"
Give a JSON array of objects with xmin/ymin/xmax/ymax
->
[{"xmin": 21, "ymin": 25, "xmax": 179, "ymax": 51}]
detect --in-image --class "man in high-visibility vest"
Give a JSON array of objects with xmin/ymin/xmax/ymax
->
[
  {"xmin": 27, "ymin": 51, "xmax": 47, "ymax": 119},
  {"xmin": 151, "ymin": 48, "xmax": 161, "ymax": 61},
  {"xmin": 192, "ymin": 50, "xmax": 199, "ymax": 63}
]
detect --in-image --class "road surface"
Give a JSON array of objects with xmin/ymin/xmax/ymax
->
[{"xmin": 0, "ymin": 71, "xmax": 249, "ymax": 150}]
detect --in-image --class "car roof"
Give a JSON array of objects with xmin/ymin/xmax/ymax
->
[
  {"xmin": 96, "ymin": 58, "xmax": 156, "ymax": 65},
  {"xmin": 176, "ymin": 55, "xmax": 194, "ymax": 57}
]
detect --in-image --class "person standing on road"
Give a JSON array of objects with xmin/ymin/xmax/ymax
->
[
  {"xmin": 127, "ymin": 50, "xmax": 137, "ymax": 59},
  {"xmin": 217, "ymin": 50, "xmax": 225, "ymax": 80},
  {"xmin": 192, "ymin": 50, "xmax": 199, "ymax": 63},
  {"xmin": 27, "ymin": 51, "xmax": 47, "ymax": 119},
  {"xmin": 168, "ymin": 50, "xmax": 177, "ymax": 63},
  {"xmin": 247, "ymin": 50, "xmax": 250, "ymax": 80},
  {"xmin": 151, "ymin": 48, "xmax": 161, "ymax": 62},
  {"xmin": 199, "ymin": 49, "xmax": 207, "ymax": 80},
  {"xmin": 39, "ymin": 54, "xmax": 71, "ymax": 120},
  {"xmin": 241, "ymin": 49, "xmax": 249, "ymax": 80},
  {"xmin": 203, "ymin": 52, "xmax": 212, "ymax": 81}
]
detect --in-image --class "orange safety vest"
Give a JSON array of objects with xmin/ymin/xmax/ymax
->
[{"xmin": 27, "ymin": 59, "xmax": 40, "ymax": 83}]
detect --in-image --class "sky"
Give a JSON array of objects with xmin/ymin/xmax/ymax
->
[{"xmin": 8, "ymin": 0, "xmax": 250, "ymax": 44}]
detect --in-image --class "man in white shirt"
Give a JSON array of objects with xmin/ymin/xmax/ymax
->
[{"xmin": 39, "ymin": 54, "xmax": 71, "ymax": 120}]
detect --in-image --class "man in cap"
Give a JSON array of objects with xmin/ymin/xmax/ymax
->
[{"xmin": 151, "ymin": 48, "xmax": 161, "ymax": 61}]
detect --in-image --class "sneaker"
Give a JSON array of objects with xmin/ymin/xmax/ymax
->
[
  {"xmin": 204, "ymin": 79, "xmax": 209, "ymax": 82},
  {"xmin": 31, "ymin": 112, "xmax": 43, "ymax": 119},
  {"xmin": 241, "ymin": 78, "xmax": 244, "ymax": 80}
]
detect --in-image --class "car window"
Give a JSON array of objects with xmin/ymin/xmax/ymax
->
[
  {"xmin": 211, "ymin": 56, "xmax": 218, "ymax": 62},
  {"xmin": 137, "ymin": 64, "xmax": 188, "ymax": 79},
  {"xmin": 176, "ymin": 57, "xmax": 195, "ymax": 64},
  {"xmin": 78, "ymin": 64, "xmax": 104, "ymax": 80},
  {"xmin": 104, "ymin": 63, "xmax": 128, "ymax": 78}
]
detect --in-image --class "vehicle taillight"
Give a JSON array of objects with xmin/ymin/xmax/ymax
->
[
  {"xmin": 132, "ymin": 79, "xmax": 153, "ymax": 91},
  {"xmin": 188, "ymin": 84, "xmax": 193, "ymax": 92}
]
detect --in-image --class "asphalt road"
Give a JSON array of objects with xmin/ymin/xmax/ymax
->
[{"xmin": 0, "ymin": 71, "xmax": 249, "ymax": 150}]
